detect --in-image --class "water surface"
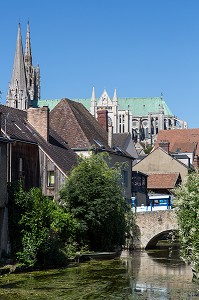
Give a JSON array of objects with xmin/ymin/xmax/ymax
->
[{"xmin": 0, "ymin": 250, "xmax": 198, "ymax": 299}]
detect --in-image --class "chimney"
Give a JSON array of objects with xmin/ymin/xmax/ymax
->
[
  {"xmin": 193, "ymin": 155, "xmax": 199, "ymax": 170},
  {"xmin": 159, "ymin": 140, "xmax": 170, "ymax": 153},
  {"xmin": 97, "ymin": 109, "xmax": 108, "ymax": 132},
  {"xmin": 108, "ymin": 124, "xmax": 113, "ymax": 148},
  {"xmin": 27, "ymin": 106, "xmax": 49, "ymax": 141}
]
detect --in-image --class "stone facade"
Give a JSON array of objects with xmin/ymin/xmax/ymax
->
[
  {"xmin": 135, "ymin": 210, "xmax": 177, "ymax": 249},
  {"xmin": 90, "ymin": 89, "xmax": 188, "ymax": 146},
  {"xmin": 6, "ymin": 22, "xmax": 40, "ymax": 110}
]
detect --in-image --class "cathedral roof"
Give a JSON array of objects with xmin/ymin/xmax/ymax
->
[{"xmin": 37, "ymin": 96, "xmax": 174, "ymax": 117}]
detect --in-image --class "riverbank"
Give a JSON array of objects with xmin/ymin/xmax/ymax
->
[{"xmin": 0, "ymin": 251, "xmax": 121, "ymax": 275}]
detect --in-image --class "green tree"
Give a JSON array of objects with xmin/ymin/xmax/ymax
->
[
  {"xmin": 174, "ymin": 171, "xmax": 199, "ymax": 278},
  {"xmin": 9, "ymin": 185, "xmax": 79, "ymax": 268},
  {"xmin": 60, "ymin": 153, "xmax": 131, "ymax": 251}
]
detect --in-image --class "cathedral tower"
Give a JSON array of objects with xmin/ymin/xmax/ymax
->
[{"xmin": 6, "ymin": 22, "xmax": 40, "ymax": 109}]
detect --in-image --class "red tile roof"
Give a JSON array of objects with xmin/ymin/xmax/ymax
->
[
  {"xmin": 147, "ymin": 173, "xmax": 180, "ymax": 189},
  {"xmin": 50, "ymin": 98, "xmax": 109, "ymax": 149},
  {"xmin": 156, "ymin": 129, "xmax": 199, "ymax": 154}
]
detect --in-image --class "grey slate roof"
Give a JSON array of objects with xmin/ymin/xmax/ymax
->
[
  {"xmin": 113, "ymin": 133, "xmax": 129, "ymax": 149},
  {"xmin": 0, "ymin": 105, "xmax": 78, "ymax": 175},
  {"xmin": 113, "ymin": 133, "xmax": 138, "ymax": 158}
]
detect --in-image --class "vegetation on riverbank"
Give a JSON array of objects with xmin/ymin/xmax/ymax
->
[
  {"xmin": 7, "ymin": 153, "xmax": 134, "ymax": 269},
  {"xmin": 59, "ymin": 153, "xmax": 132, "ymax": 252},
  {"xmin": 174, "ymin": 170, "xmax": 199, "ymax": 280},
  {"xmin": 8, "ymin": 185, "xmax": 80, "ymax": 269}
]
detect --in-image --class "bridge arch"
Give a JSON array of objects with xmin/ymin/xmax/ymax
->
[
  {"xmin": 145, "ymin": 229, "xmax": 178, "ymax": 249},
  {"xmin": 134, "ymin": 210, "xmax": 178, "ymax": 249}
]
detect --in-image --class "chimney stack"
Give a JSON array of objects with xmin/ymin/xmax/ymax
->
[
  {"xmin": 159, "ymin": 140, "xmax": 170, "ymax": 153},
  {"xmin": 27, "ymin": 106, "xmax": 49, "ymax": 141},
  {"xmin": 97, "ymin": 109, "xmax": 108, "ymax": 132},
  {"xmin": 193, "ymin": 155, "xmax": 199, "ymax": 170}
]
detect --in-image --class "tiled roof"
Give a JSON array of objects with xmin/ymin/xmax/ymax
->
[
  {"xmin": 0, "ymin": 105, "xmax": 78, "ymax": 175},
  {"xmin": 170, "ymin": 142, "xmax": 195, "ymax": 153},
  {"xmin": 113, "ymin": 133, "xmax": 129, "ymax": 149},
  {"xmin": 37, "ymin": 96, "xmax": 174, "ymax": 117},
  {"xmin": 50, "ymin": 98, "xmax": 109, "ymax": 149},
  {"xmin": 147, "ymin": 173, "xmax": 180, "ymax": 189},
  {"xmin": 113, "ymin": 133, "xmax": 138, "ymax": 158},
  {"xmin": 156, "ymin": 129, "xmax": 199, "ymax": 155}
]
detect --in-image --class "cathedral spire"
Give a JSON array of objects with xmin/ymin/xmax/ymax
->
[
  {"xmin": 7, "ymin": 23, "xmax": 28, "ymax": 109},
  {"xmin": 90, "ymin": 87, "xmax": 97, "ymax": 117},
  {"xmin": 7, "ymin": 22, "xmax": 40, "ymax": 109},
  {"xmin": 11, "ymin": 23, "xmax": 27, "ymax": 90},
  {"xmin": 112, "ymin": 89, "xmax": 118, "ymax": 134},
  {"xmin": 24, "ymin": 20, "xmax": 32, "ymax": 66},
  {"xmin": 24, "ymin": 20, "xmax": 35, "ymax": 101},
  {"xmin": 113, "ymin": 88, "xmax": 118, "ymax": 104},
  {"xmin": 91, "ymin": 86, "xmax": 96, "ymax": 102}
]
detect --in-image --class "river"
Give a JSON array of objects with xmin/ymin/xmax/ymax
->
[{"xmin": 0, "ymin": 249, "xmax": 198, "ymax": 299}]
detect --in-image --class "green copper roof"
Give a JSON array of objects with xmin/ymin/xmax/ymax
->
[
  {"xmin": 117, "ymin": 97, "xmax": 174, "ymax": 117},
  {"xmin": 36, "ymin": 97, "xmax": 174, "ymax": 117}
]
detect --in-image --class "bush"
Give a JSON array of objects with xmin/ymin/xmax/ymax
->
[
  {"xmin": 8, "ymin": 184, "xmax": 79, "ymax": 268},
  {"xmin": 174, "ymin": 171, "xmax": 199, "ymax": 276}
]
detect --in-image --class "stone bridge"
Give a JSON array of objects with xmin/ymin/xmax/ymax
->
[{"xmin": 134, "ymin": 210, "xmax": 178, "ymax": 249}]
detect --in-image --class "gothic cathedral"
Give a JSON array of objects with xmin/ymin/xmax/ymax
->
[
  {"xmin": 6, "ymin": 23, "xmax": 187, "ymax": 146},
  {"xmin": 6, "ymin": 22, "xmax": 40, "ymax": 110}
]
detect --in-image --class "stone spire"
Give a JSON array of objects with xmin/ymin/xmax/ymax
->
[
  {"xmin": 90, "ymin": 86, "xmax": 97, "ymax": 117},
  {"xmin": 112, "ymin": 88, "xmax": 118, "ymax": 104},
  {"xmin": 112, "ymin": 88, "xmax": 118, "ymax": 133},
  {"xmin": 24, "ymin": 21, "xmax": 35, "ymax": 101},
  {"xmin": 6, "ymin": 23, "xmax": 28, "ymax": 109},
  {"xmin": 91, "ymin": 86, "xmax": 96, "ymax": 102},
  {"xmin": 7, "ymin": 22, "xmax": 40, "ymax": 109},
  {"xmin": 24, "ymin": 20, "xmax": 32, "ymax": 66}
]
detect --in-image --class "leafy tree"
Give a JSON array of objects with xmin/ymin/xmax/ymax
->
[
  {"xmin": 144, "ymin": 145, "xmax": 153, "ymax": 154},
  {"xmin": 60, "ymin": 153, "xmax": 131, "ymax": 251},
  {"xmin": 8, "ymin": 184, "xmax": 79, "ymax": 268},
  {"xmin": 174, "ymin": 171, "xmax": 199, "ymax": 278}
]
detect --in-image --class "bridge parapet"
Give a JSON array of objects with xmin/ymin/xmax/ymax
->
[{"xmin": 134, "ymin": 210, "xmax": 178, "ymax": 249}]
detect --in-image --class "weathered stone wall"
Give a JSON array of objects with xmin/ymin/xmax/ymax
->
[{"xmin": 134, "ymin": 210, "xmax": 178, "ymax": 249}]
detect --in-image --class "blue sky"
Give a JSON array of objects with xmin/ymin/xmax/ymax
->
[{"xmin": 0, "ymin": 0, "xmax": 199, "ymax": 127}]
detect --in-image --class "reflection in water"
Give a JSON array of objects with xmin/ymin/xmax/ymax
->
[
  {"xmin": 0, "ymin": 250, "xmax": 198, "ymax": 299},
  {"xmin": 121, "ymin": 249, "xmax": 199, "ymax": 299}
]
